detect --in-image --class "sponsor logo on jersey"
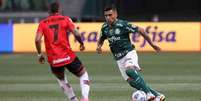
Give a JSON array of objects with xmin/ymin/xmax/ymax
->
[
  {"xmin": 108, "ymin": 36, "xmax": 121, "ymax": 42},
  {"xmin": 53, "ymin": 56, "xmax": 70, "ymax": 64}
]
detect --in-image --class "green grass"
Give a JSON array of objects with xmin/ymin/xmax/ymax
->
[{"xmin": 0, "ymin": 52, "xmax": 201, "ymax": 101}]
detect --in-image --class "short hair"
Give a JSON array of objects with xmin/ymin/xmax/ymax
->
[
  {"xmin": 49, "ymin": 2, "xmax": 59, "ymax": 13},
  {"xmin": 104, "ymin": 4, "xmax": 117, "ymax": 12}
]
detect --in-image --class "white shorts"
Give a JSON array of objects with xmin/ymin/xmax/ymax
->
[{"xmin": 116, "ymin": 50, "xmax": 141, "ymax": 80}]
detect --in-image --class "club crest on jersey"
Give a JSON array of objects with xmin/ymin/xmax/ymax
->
[
  {"xmin": 115, "ymin": 28, "xmax": 120, "ymax": 35},
  {"xmin": 109, "ymin": 29, "xmax": 113, "ymax": 35}
]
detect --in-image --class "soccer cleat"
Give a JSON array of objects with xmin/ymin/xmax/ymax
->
[
  {"xmin": 154, "ymin": 94, "xmax": 165, "ymax": 101},
  {"xmin": 80, "ymin": 98, "xmax": 89, "ymax": 101},
  {"xmin": 146, "ymin": 92, "xmax": 156, "ymax": 101}
]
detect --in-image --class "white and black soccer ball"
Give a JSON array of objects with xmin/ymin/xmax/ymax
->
[{"xmin": 131, "ymin": 90, "xmax": 147, "ymax": 101}]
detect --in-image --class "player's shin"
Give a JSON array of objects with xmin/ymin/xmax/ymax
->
[
  {"xmin": 56, "ymin": 78, "xmax": 78, "ymax": 101},
  {"xmin": 126, "ymin": 68, "xmax": 151, "ymax": 93},
  {"xmin": 149, "ymin": 88, "xmax": 160, "ymax": 96},
  {"xmin": 79, "ymin": 72, "xmax": 90, "ymax": 100}
]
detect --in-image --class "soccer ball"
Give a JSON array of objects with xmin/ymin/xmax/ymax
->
[{"xmin": 131, "ymin": 90, "xmax": 147, "ymax": 101}]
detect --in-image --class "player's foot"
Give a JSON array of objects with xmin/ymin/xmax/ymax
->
[
  {"xmin": 146, "ymin": 92, "xmax": 155, "ymax": 101},
  {"xmin": 80, "ymin": 98, "xmax": 89, "ymax": 101},
  {"xmin": 154, "ymin": 94, "xmax": 165, "ymax": 101}
]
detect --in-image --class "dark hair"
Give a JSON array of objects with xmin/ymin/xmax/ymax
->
[
  {"xmin": 49, "ymin": 2, "xmax": 59, "ymax": 13},
  {"xmin": 104, "ymin": 4, "xmax": 117, "ymax": 12}
]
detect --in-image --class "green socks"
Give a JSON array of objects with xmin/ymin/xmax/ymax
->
[
  {"xmin": 126, "ymin": 69, "xmax": 151, "ymax": 93},
  {"xmin": 126, "ymin": 69, "xmax": 160, "ymax": 96},
  {"xmin": 149, "ymin": 88, "xmax": 160, "ymax": 96}
]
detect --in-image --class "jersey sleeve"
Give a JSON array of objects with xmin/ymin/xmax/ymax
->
[
  {"xmin": 99, "ymin": 27, "xmax": 107, "ymax": 40},
  {"xmin": 125, "ymin": 22, "xmax": 139, "ymax": 33},
  {"xmin": 65, "ymin": 17, "xmax": 75, "ymax": 32},
  {"xmin": 36, "ymin": 22, "xmax": 44, "ymax": 34}
]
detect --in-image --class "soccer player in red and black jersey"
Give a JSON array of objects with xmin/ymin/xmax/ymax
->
[{"xmin": 35, "ymin": 2, "xmax": 90, "ymax": 101}]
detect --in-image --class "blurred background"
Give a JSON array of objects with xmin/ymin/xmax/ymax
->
[
  {"xmin": 0, "ymin": 1, "xmax": 201, "ymax": 101},
  {"xmin": 0, "ymin": 0, "xmax": 200, "ymax": 53},
  {"xmin": 0, "ymin": 0, "xmax": 200, "ymax": 23}
]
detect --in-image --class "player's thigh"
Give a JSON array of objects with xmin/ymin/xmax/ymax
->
[
  {"xmin": 66, "ymin": 57, "xmax": 85, "ymax": 77},
  {"xmin": 50, "ymin": 66, "xmax": 65, "ymax": 79},
  {"xmin": 117, "ymin": 59, "xmax": 129, "ymax": 80},
  {"xmin": 124, "ymin": 50, "xmax": 140, "ymax": 70}
]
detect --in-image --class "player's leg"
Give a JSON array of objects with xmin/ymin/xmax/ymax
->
[
  {"xmin": 117, "ymin": 59, "xmax": 153, "ymax": 94},
  {"xmin": 149, "ymin": 88, "xmax": 160, "ymax": 97},
  {"xmin": 51, "ymin": 66, "xmax": 78, "ymax": 101},
  {"xmin": 126, "ymin": 68, "xmax": 150, "ymax": 93},
  {"xmin": 117, "ymin": 50, "xmax": 155, "ymax": 100},
  {"xmin": 126, "ymin": 68, "xmax": 156, "ymax": 101},
  {"xmin": 67, "ymin": 57, "xmax": 90, "ymax": 101},
  {"xmin": 154, "ymin": 93, "xmax": 166, "ymax": 101},
  {"xmin": 127, "ymin": 50, "xmax": 166, "ymax": 101}
]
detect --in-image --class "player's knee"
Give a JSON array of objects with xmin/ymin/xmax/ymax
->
[
  {"xmin": 125, "ymin": 65, "xmax": 134, "ymax": 70},
  {"xmin": 126, "ymin": 65, "xmax": 141, "ymax": 71},
  {"xmin": 74, "ymin": 66, "xmax": 86, "ymax": 77},
  {"xmin": 52, "ymin": 71, "xmax": 65, "ymax": 80},
  {"xmin": 125, "ymin": 68, "xmax": 138, "ymax": 79},
  {"xmin": 126, "ymin": 77, "xmax": 133, "ymax": 82}
]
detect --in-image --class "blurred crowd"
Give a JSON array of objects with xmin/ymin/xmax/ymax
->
[
  {"xmin": 0, "ymin": 0, "xmax": 199, "ymax": 22},
  {"xmin": 0, "ymin": 0, "xmax": 58, "ymax": 11}
]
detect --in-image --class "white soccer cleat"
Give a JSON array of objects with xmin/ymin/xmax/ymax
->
[
  {"xmin": 154, "ymin": 94, "xmax": 165, "ymax": 101},
  {"xmin": 146, "ymin": 92, "xmax": 155, "ymax": 101}
]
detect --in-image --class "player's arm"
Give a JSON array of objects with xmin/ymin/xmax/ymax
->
[
  {"xmin": 96, "ymin": 36, "xmax": 105, "ymax": 54},
  {"xmin": 67, "ymin": 17, "xmax": 85, "ymax": 51},
  {"xmin": 71, "ymin": 28, "xmax": 85, "ymax": 51},
  {"xmin": 35, "ymin": 23, "xmax": 45, "ymax": 64},
  {"xmin": 35, "ymin": 32, "xmax": 45, "ymax": 64},
  {"xmin": 126, "ymin": 22, "xmax": 161, "ymax": 52},
  {"xmin": 137, "ymin": 27, "xmax": 161, "ymax": 52},
  {"xmin": 96, "ymin": 29, "xmax": 106, "ymax": 54}
]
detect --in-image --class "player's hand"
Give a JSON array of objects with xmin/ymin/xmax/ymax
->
[
  {"xmin": 80, "ymin": 44, "xmax": 85, "ymax": 51},
  {"xmin": 38, "ymin": 54, "xmax": 45, "ymax": 64},
  {"xmin": 152, "ymin": 45, "xmax": 161, "ymax": 53},
  {"xmin": 96, "ymin": 47, "xmax": 102, "ymax": 54}
]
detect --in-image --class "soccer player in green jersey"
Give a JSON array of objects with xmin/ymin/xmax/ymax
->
[{"xmin": 96, "ymin": 5, "xmax": 165, "ymax": 101}]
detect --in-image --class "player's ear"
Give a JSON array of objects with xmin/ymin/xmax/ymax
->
[{"xmin": 114, "ymin": 10, "xmax": 118, "ymax": 17}]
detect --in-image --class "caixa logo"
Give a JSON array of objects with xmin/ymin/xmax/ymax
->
[{"xmin": 131, "ymin": 26, "xmax": 176, "ymax": 47}]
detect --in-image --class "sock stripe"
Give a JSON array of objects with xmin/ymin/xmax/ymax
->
[
  {"xmin": 83, "ymin": 80, "xmax": 90, "ymax": 85},
  {"xmin": 70, "ymin": 96, "xmax": 76, "ymax": 100}
]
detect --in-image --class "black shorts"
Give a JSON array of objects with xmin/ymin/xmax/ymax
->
[{"xmin": 50, "ymin": 57, "xmax": 85, "ymax": 77}]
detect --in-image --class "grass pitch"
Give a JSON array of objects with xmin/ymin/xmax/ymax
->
[{"xmin": 0, "ymin": 52, "xmax": 201, "ymax": 101}]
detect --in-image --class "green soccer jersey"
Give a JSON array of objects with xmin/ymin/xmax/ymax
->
[{"xmin": 100, "ymin": 19, "xmax": 139, "ymax": 60}]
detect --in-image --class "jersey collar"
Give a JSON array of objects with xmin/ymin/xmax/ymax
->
[{"xmin": 108, "ymin": 19, "xmax": 118, "ymax": 27}]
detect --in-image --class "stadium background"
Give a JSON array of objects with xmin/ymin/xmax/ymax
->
[{"xmin": 0, "ymin": 0, "xmax": 201, "ymax": 101}]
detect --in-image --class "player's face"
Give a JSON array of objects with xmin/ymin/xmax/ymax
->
[{"xmin": 104, "ymin": 10, "xmax": 117, "ymax": 25}]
